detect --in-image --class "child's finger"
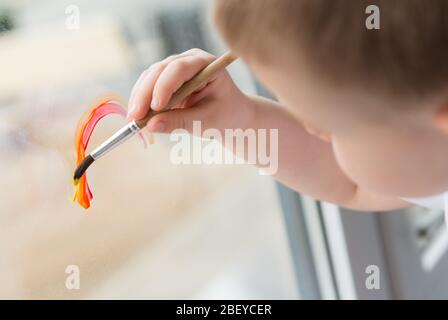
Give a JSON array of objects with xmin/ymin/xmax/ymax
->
[
  {"xmin": 127, "ymin": 63, "xmax": 166, "ymax": 119},
  {"xmin": 128, "ymin": 64, "xmax": 155, "ymax": 108},
  {"xmin": 127, "ymin": 66, "xmax": 155, "ymax": 118},
  {"xmin": 146, "ymin": 99, "xmax": 214, "ymax": 134},
  {"xmin": 151, "ymin": 51, "xmax": 216, "ymax": 111},
  {"xmin": 128, "ymin": 53, "xmax": 190, "ymax": 119}
]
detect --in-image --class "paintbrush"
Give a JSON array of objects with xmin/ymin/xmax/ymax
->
[{"xmin": 73, "ymin": 51, "xmax": 237, "ymax": 181}]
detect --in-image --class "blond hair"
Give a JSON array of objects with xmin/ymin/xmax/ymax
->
[{"xmin": 214, "ymin": 0, "xmax": 448, "ymax": 98}]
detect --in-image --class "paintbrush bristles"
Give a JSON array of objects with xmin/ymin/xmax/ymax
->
[{"xmin": 73, "ymin": 155, "xmax": 95, "ymax": 180}]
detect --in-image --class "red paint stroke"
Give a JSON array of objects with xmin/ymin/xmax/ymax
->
[{"xmin": 73, "ymin": 97, "xmax": 146, "ymax": 209}]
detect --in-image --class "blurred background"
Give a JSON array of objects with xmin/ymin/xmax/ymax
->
[{"xmin": 2, "ymin": 0, "xmax": 448, "ymax": 300}]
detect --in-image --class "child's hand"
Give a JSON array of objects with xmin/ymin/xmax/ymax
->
[
  {"xmin": 127, "ymin": 48, "xmax": 253, "ymax": 134},
  {"xmin": 127, "ymin": 50, "xmax": 409, "ymax": 212}
]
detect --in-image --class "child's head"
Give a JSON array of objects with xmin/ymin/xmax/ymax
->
[{"xmin": 213, "ymin": 0, "xmax": 448, "ymax": 197}]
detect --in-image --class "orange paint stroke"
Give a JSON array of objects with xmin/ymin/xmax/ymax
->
[{"xmin": 73, "ymin": 97, "xmax": 147, "ymax": 209}]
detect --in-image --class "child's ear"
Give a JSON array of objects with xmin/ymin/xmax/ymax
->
[{"xmin": 434, "ymin": 104, "xmax": 448, "ymax": 135}]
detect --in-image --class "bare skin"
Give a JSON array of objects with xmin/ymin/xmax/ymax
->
[{"xmin": 127, "ymin": 48, "xmax": 448, "ymax": 211}]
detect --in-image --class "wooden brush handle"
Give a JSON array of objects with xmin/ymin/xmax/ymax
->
[{"xmin": 135, "ymin": 51, "xmax": 237, "ymax": 129}]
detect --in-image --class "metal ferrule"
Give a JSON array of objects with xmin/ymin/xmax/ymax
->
[{"xmin": 90, "ymin": 121, "xmax": 140, "ymax": 160}]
